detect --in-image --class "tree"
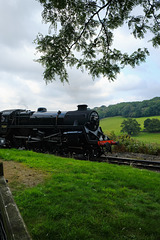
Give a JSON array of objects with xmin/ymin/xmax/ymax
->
[
  {"xmin": 144, "ymin": 118, "xmax": 160, "ymax": 132},
  {"xmin": 121, "ymin": 104, "xmax": 133, "ymax": 118},
  {"xmin": 35, "ymin": 0, "xmax": 160, "ymax": 83},
  {"xmin": 121, "ymin": 118, "xmax": 141, "ymax": 135},
  {"xmin": 144, "ymin": 118, "xmax": 152, "ymax": 129}
]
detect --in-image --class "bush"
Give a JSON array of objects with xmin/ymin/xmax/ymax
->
[{"xmin": 111, "ymin": 133, "xmax": 160, "ymax": 155}]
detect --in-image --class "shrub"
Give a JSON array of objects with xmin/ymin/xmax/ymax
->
[{"xmin": 112, "ymin": 133, "xmax": 160, "ymax": 155}]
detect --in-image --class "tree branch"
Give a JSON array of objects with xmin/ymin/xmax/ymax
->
[{"xmin": 63, "ymin": 0, "xmax": 113, "ymax": 61}]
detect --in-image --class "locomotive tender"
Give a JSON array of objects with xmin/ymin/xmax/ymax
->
[{"xmin": 0, "ymin": 104, "xmax": 117, "ymax": 157}]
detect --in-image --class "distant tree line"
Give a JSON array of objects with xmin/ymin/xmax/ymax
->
[{"xmin": 94, "ymin": 97, "xmax": 160, "ymax": 119}]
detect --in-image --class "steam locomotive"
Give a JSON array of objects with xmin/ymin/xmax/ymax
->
[{"xmin": 0, "ymin": 104, "xmax": 117, "ymax": 157}]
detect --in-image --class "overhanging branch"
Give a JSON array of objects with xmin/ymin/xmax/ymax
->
[{"xmin": 63, "ymin": 0, "xmax": 113, "ymax": 61}]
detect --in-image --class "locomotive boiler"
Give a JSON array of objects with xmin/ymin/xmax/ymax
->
[{"xmin": 0, "ymin": 105, "xmax": 117, "ymax": 157}]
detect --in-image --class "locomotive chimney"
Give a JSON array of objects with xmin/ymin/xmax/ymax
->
[
  {"xmin": 37, "ymin": 107, "xmax": 47, "ymax": 112},
  {"xmin": 77, "ymin": 104, "xmax": 88, "ymax": 111}
]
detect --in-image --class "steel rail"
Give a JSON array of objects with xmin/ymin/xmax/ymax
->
[{"xmin": 99, "ymin": 155, "xmax": 160, "ymax": 171}]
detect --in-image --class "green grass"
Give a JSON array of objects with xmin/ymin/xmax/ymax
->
[
  {"xmin": 0, "ymin": 149, "xmax": 160, "ymax": 240},
  {"xmin": 133, "ymin": 132, "xmax": 160, "ymax": 143},
  {"xmin": 100, "ymin": 116, "xmax": 160, "ymax": 144},
  {"xmin": 100, "ymin": 116, "xmax": 125, "ymax": 135}
]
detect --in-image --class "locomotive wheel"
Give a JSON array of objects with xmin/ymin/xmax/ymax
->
[{"xmin": 84, "ymin": 148, "xmax": 101, "ymax": 160}]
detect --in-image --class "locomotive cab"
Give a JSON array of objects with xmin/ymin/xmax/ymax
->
[
  {"xmin": 0, "ymin": 110, "xmax": 17, "ymax": 134},
  {"xmin": 0, "ymin": 110, "xmax": 23, "ymax": 146}
]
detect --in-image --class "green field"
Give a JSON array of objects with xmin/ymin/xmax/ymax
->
[
  {"xmin": 100, "ymin": 116, "xmax": 160, "ymax": 144},
  {"xmin": 0, "ymin": 148, "xmax": 160, "ymax": 240}
]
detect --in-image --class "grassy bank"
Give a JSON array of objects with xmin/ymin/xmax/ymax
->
[{"xmin": 0, "ymin": 149, "xmax": 160, "ymax": 240}]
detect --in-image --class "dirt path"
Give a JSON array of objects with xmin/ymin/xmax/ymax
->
[{"xmin": 1, "ymin": 160, "xmax": 50, "ymax": 191}]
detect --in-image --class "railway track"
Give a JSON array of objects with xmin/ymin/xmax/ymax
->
[
  {"xmin": 14, "ymin": 148, "xmax": 160, "ymax": 172},
  {"xmin": 99, "ymin": 155, "xmax": 160, "ymax": 171},
  {"xmin": 73, "ymin": 153, "xmax": 160, "ymax": 171}
]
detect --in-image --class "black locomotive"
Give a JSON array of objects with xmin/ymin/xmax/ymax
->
[{"xmin": 0, "ymin": 104, "xmax": 117, "ymax": 157}]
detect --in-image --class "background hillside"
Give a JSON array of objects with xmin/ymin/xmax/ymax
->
[
  {"xmin": 94, "ymin": 97, "xmax": 160, "ymax": 118},
  {"xmin": 100, "ymin": 116, "xmax": 160, "ymax": 144}
]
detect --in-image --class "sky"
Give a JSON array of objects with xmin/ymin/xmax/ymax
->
[{"xmin": 0, "ymin": 0, "xmax": 160, "ymax": 112}]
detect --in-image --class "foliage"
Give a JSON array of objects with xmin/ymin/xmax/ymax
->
[
  {"xmin": 144, "ymin": 118, "xmax": 160, "ymax": 132},
  {"xmin": 35, "ymin": 0, "xmax": 160, "ymax": 83},
  {"xmin": 95, "ymin": 97, "xmax": 160, "ymax": 118},
  {"xmin": 121, "ymin": 118, "xmax": 141, "ymax": 135},
  {"xmin": 0, "ymin": 149, "xmax": 160, "ymax": 240},
  {"xmin": 113, "ymin": 133, "xmax": 160, "ymax": 155},
  {"xmin": 100, "ymin": 115, "xmax": 160, "ymax": 145}
]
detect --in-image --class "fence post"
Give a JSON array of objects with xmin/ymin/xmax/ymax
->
[
  {"xmin": 0, "ymin": 162, "xmax": 4, "ymax": 176},
  {"xmin": 0, "ymin": 162, "xmax": 32, "ymax": 239}
]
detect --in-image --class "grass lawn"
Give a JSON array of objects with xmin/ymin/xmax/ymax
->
[
  {"xmin": 100, "ymin": 116, "xmax": 125, "ymax": 135},
  {"xmin": 0, "ymin": 149, "xmax": 160, "ymax": 240},
  {"xmin": 133, "ymin": 132, "xmax": 160, "ymax": 144},
  {"xmin": 100, "ymin": 116, "xmax": 160, "ymax": 144}
]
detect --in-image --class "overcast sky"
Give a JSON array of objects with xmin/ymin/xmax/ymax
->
[{"xmin": 0, "ymin": 0, "xmax": 160, "ymax": 112}]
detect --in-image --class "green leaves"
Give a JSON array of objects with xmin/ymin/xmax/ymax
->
[
  {"xmin": 121, "ymin": 118, "xmax": 141, "ymax": 135},
  {"xmin": 144, "ymin": 118, "xmax": 160, "ymax": 132},
  {"xmin": 35, "ymin": 0, "xmax": 160, "ymax": 83}
]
